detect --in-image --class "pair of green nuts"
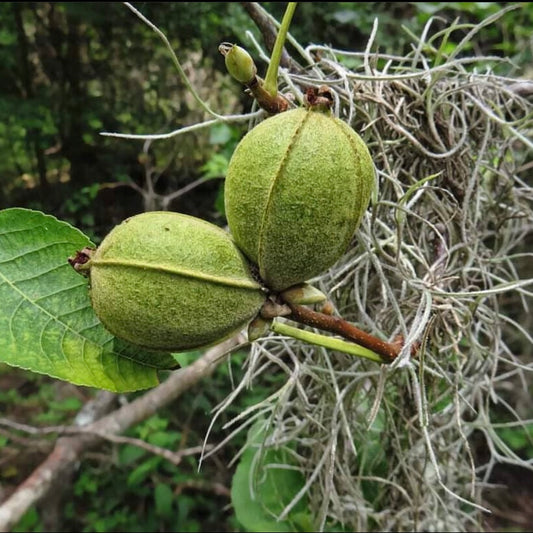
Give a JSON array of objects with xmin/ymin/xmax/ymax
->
[{"xmin": 87, "ymin": 104, "xmax": 375, "ymax": 353}]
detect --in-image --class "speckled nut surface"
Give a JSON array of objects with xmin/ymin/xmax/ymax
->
[
  {"xmin": 224, "ymin": 107, "xmax": 375, "ymax": 292},
  {"xmin": 88, "ymin": 211, "xmax": 265, "ymax": 352}
]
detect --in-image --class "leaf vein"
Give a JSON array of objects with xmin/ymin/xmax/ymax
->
[
  {"xmin": 32, "ymin": 282, "xmax": 88, "ymax": 303},
  {"xmin": 0, "ymin": 241, "xmax": 82, "ymax": 265},
  {"xmin": 38, "ymin": 317, "xmax": 56, "ymax": 366},
  {"xmin": 8, "ymin": 298, "xmax": 24, "ymax": 341},
  {"xmin": 1, "ymin": 267, "xmax": 107, "ymax": 361}
]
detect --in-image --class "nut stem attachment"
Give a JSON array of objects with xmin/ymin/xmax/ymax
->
[
  {"xmin": 270, "ymin": 320, "xmax": 386, "ymax": 364},
  {"xmin": 219, "ymin": 2, "xmax": 296, "ymax": 114},
  {"xmin": 284, "ymin": 302, "xmax": 403, "ymax": 364},
  {"xmin": 218, "ymin": 43, "xmax": 289, "ymax": 114}
]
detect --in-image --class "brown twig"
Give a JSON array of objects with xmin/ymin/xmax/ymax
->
[
  {"xmin": 218, "ymin": 42, "xmax": 290, "ymax": 114},
  {"xmin": 240, "ymin": 2, "xmax": 298, "ymax": 71},
  {"xmin": 0, "ymin": 419, "xmax": 212, "ymax": 467},
  {"xmin": 175, "ymin": 479, "xmax": 231, "ymax": 498},
  {"xmin": 285, "ymin": 302, "xmax": 403, "ymax": 363},
  {"xmin": 508, "ymin": 80, "xmax": 533, "ymax": 99},
  {"xmin": 0, "ymin": 427, "xmax": 53, "ymax": 452},
  {"xmin": 245, "ymin": 75, "xmax": 290, "ymax": 114},
  {"xmin": 0, "ymin": 337, "xmax": 239, "ymax": 532}
]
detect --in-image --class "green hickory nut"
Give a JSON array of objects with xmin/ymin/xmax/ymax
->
[
  {"xmin": 88, "ymin": 211, "xmax": 266, "ymax": 352},
  {"xmin": 224, "ymin": 106, "xmax": 375, "ymax": 292}
]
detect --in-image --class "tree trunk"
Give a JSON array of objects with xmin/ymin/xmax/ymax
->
[
  {"xmin": 61, "ymin": 8, "xmax": 91, "ymax": 185},
  {"xmin": 13, "ymin": 3, "xmax": 49, "ymax": 192}
]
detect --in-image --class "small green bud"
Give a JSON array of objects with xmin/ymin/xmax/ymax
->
[
  {"xmin": 220, "ymin": 42, "xmax": 257, "ymax": 84},
  {"xmin": 247, "ymin": 315, "xmax": 272, "ymax": 342},
  {"xmin": 280, "ymin": 283, "xmax": 327, "ymax": 305}
]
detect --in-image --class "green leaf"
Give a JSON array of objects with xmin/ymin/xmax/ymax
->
[
  {"xmin": 200, "ymin": 153, "xmax": 229, "ymax": 180},
  {"xmin": 209, "ymin": 123, "xmax": 233, "ymax": 145},
  {"xmin": 11, "ymin": 507, "xmax": 41, "ymax": 533},
  {"xmin": 0, "ymin": 208, "xmax": 173, "ymax": 392},
  {"xmin": 0, "ymin": 29, "xmax": 16, "ymax": 46},
  {"xmin": 154, "ymin": 483, "xmax": 174, "ymax": 519},
  {"xmin": 231, "ymin": 420, "xmax": 312, "ymax": 532},
  {"xmin": 496, "ymin": 423, "xmax": 533, "ymax": 458},
  {"xmin": 127, "ymin": 455, "xmax": 161, "ymax": 487},
  {"xmin": 172, "ymin": 350, "xmax": 201, "ymax": 368},
  {"xmin": 118, "ymin": 443, "xmax": 147, "ymax": 466}
]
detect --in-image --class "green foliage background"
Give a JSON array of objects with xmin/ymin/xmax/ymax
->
[{"xmin": 1, "ymin": 2, "xmax": 532, "ymax": 532}]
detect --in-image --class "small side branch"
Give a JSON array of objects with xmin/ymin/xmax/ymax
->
[{"xmin": 286, "ymin": 303, "xmax": 403, "ymax": 363}]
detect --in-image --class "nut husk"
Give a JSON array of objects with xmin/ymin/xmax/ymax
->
[
  {"xmin": 88, "ymin": 212, "xmax": 265, "ymax": 352},
  {"xmin": 224, "ymin": 107, "xmax": 375, "ymax": 291}
]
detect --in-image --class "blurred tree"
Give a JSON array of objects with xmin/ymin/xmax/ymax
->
[
  {"xmin": 2, "ymin": 2, "xmax": 531, "ymax": 229},
  {"xmin": 0, "ymin": 3, "xmax": 249, "ymax": 233}
]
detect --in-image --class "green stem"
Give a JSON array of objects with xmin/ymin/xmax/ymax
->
[
  {"xmin": 263, "ymin": 2, "xmax": 297, "ymax": 98},
  {"xmin": 271, "ymin": 320, "xmax": 386, "ymax": 364},
  {"xmin": 124, "ymin": 2, "xmax": 221, "ymax": 119}
]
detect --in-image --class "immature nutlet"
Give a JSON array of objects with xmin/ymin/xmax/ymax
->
[
  {"xmin": 87, "ymin": 212, "xmax": 266, "ymax": 352},
  {"xmin": 220, "ymin": 43, "xmax": 257, "ymax": 85},
  {"xmin": 224, "ymin": 106, "xmax": 375, "ymax": 291}
]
